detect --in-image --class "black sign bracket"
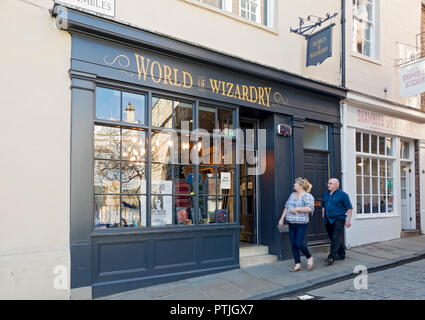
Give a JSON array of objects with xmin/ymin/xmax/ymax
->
[{"xmin": 290, "ymin": 12, "xmax": 338, "ymax": 39}]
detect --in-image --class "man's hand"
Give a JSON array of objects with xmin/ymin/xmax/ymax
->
[
  {"xmin": 345, "ymin": 218, "xmax": 351, "ymax": 228},
  {"xmin": 289, "ymin": 209, "xmax": 297, "ymax": 214}
]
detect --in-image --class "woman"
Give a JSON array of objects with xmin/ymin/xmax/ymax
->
[{"xmin": 278, "ymin": 177, "xmax": 315, "ymax": 272}]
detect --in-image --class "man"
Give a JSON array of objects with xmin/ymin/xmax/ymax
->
[{"xmin": 322, "ymin": 178, "xmax": 352, "ymax": 265}]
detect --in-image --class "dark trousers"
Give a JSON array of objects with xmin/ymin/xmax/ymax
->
[
  {"xmin": 288, "ymin": 223, "xmax": 311, "ymax": 264},
  {"xmin": 325, "ymin": 218, "xmax": 346, "ymax": 259}
]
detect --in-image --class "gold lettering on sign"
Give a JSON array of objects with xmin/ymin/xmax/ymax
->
[{"xmin": 131, "ymin": 53, "xmax": 277, "ymax": 107}]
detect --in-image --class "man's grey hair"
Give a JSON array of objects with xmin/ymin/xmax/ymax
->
[{"xmin": 329, "ymin": 178, "xmax": 340, "ymax": 188}]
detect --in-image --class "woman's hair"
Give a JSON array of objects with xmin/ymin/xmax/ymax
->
[{"xmin": 295, "ymin": 177, "xmax": 312, "ymax": 193}]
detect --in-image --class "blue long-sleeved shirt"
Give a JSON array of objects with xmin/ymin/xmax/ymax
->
[{"xmin": 322, "ymin": 189, "xmax": 353, "ymax": 224}]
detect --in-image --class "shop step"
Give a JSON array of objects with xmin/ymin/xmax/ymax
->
[
  {"xmin": 401, "ymin": 230, "xmax": 421, "ymax": 238},
  {"xmin": 239, "ymin": 244, "xmax": 269, "ymax": 258},
  {"xmin": 240, "ymin": 254, "xmax": 278, "ymax": 268}
]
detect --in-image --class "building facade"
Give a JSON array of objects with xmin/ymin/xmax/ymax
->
[{"xmin": 0, "ymin": 0, "xmax": 424, "ymax": 299}]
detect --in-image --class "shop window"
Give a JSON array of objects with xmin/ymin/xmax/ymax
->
[
  {"xmin": 400, "ymin": 141, "xmax": 410, "ymax": 160},
  {"xmin": 355, "ymin": 132, "xmax": 394, "ymax": 215},
  {"xmin": 303, "ymin": 122, "xmax": 328, "ymax": 151},
  {"xmin": 94, "ymin": 88, "xmax": 236, "ymax": 229}
]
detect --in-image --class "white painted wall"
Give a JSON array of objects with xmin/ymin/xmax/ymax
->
[
  {"xmin": 112, "ymin": 0, "xmax": 342, "ymax": 86},
  {"xmin": 345, "ymin": 0, "xmax": 422, "ymax": 106},
  {"xmin": 0, "ymin": 0, "xmax": 71, "ymax": 299}
]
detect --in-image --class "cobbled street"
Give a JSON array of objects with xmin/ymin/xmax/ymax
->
[{"xmin": 286, "ymin": 259, "xmax": 425, "ymax": 300}]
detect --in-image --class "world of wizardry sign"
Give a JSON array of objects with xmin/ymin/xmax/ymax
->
[{"xmin": 71, "ymin": 35, "xmax": 289, "ymax": 109}]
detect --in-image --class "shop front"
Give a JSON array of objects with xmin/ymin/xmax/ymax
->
[
  {"xmin": 341, "ymin": 92, "xmax": 425, "ymax": 248},
  {"xmin": 56, "ymin": 7, "xmax": 346, "ymax": 298}
]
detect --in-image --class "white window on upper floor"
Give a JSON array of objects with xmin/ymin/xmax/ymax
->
[
  {"xmin": 352, "ymin": 0, "xmax": 379, "ymax": 59},
  {"xmin": 191, "ymin": 0, "xmax": 275, "ymax": 28}
]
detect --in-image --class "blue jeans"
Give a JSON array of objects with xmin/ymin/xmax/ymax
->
[{"xmin": 288, "ymin": 223, "xmax": 311, "ymax": 264}]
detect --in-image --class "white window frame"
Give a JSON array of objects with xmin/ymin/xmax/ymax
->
[
  {"xmin": 239, "ymin": 0, "xmax": 261, "ymax": 24},
  {"xmin": 355, "ymin": 132, "xmax": 396, "ymax": 216},
  {"xmin": 352, "ymin": 0, "xmax": 377, "ymax": 58}
]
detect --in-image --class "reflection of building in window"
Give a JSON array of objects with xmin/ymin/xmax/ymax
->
[{"xmin": 353, "ymin": 0, "xmax": 376, "ymax": 58}]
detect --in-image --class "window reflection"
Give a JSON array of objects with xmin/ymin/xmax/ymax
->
[
  {"xmin": 152, "ymin": 97, "xmax": 172, "ymax": 128},
  {"xmin": 94, "ymin": 125, "xmax": 120, "ymax": 160},
  {"xmin": 122, "ymin": 92, "xmax": 146, "ymax": 125},
  {"xmin": 96, "ymin": 87, "xmax": 120, "ymax": 121}
]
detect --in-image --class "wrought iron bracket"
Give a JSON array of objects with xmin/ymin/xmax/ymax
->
[{"xmin": 290, "ymin": 12, "xmax": 338, "ymax": 38}]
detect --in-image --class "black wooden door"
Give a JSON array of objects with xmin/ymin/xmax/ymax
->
[{"xmin": 304, "ymin": 150, "xmax": 329, "ymax": 243}]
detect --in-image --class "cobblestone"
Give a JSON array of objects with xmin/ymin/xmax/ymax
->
[{"xmin": 299, "ymin": 259, "xmax": 425, "ymax": 300}]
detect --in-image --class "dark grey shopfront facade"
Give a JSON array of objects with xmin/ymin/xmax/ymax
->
[{"xmin": 55, "ymin": 7, "xmax": 346, "ymax": 298}]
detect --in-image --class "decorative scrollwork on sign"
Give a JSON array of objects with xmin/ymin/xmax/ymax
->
[
  {"xmin": 272, "ymin": 92, "xmax": 288, "ymax": 107},
  {"xmin": 103, "ymin": 54, "xmax": 134, "ymax": 77}
]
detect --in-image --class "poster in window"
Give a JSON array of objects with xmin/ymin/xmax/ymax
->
[
  {"xmin": 220, "ymin": 172, "xmax": 231, "ymax": 190},
  {"xmin": 151, "ymin": 180, "xmax": 172, "ymax": 226},
  {"xmin": 215, "ymin": 209, "xmax": 228, "ymax": 223}
]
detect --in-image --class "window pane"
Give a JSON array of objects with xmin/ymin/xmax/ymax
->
[
  {"xmin": 357, "ymin": 195, "xmax": 363, "ymax": 214},
  {"xmin": 364, "ymin": 177, "xmax": 370, "ymax": 195},
  {"xmin": 387, "ymin": 179, "xmax": 394, "ymax": 195},
  {"xmin": 218, "ymin": 168, "xmax": 235, "ymax": 194},
  {"xmin": 217, "ymin": 108, "xmax": 234, "ymax": 136},
  {"xmin": 152, "ymin": 97, "xmax": 172, "ymax": 128},
  {"xmin": 379, "ymin": 137, "xmax": 385, "ymax": 155},
  {"xmin": 371, "ymin": 135, "xmax": 378, "ymax": 154},
  {"xmin": 372, "ymin": 177, "xmax": 378, "ymax": 194},
  {"xmin": 176, "ymin": 197, "xmax": 194, "ymax": 225},
  {"xmin": 122, "ymin": 129, "xmax": 146, "ymax": 162},
  {"xmin": 401, "ymin": 141, "xmax": 410, "ymax": 159},
  {"xmin": 356, "ymin": 132, "xmax": 361, "ymax": 152},
  {"xmin": 303, "ymin": 122, "xmax": 328, "ymax": 150},
  {"xmin": 94, "ymin": 195, "xmax": 120, "ymax": 228},
  {"xmin": 151, "ymin": 164, "xmax": 172, "ymax": 194},
  {"xmin": 96, "ymin": 87, "xmax": 120, "ymax": 121},
  {"xmin": 94, "ymin": 125, "xmax": 120, "ymax": 160},
  {"xmin": 371, "ymin": 159, "xmax": 378, "ymax": 176},
  {"xmin": 372, "ymin": 196, "xmax": 379, "ymax": 213},
  {"xmin": 122, "ymin": 92, "xmax": 146, "ymax": 124},
  {"xmin": 364, "ymin": 196, "xmax": 371, "ymax": 213},
  {"xmin": 386, "ymin": 138, "xmax": 392, "ymax": 156},
  {"xmin": 151, "ymin": 131, "xmax": 179, "ymax": 163},
  {"xmin": 200, "ymin": 168, "xmax": 217, "ymax": 195},
  {"xmin": 363, "ymin": 133, "xmax": 370, "ymax": 153},
  {"xmin": 174, "ymin": 165, "xmax": 195, "ymax": 195},
  {"xmin": 356, "ymin": 176, "xmax": 362, "ymax": 194},
  {"xmin": 386, "ymin": 161, "xmax": 393, "ymax": 177},
  {"xmin": 379, "ymin": 159, "xmax": 385, "ymax": 177},
  {"xmin": 223, "ymin": 137, "xmax": 235, "ymax": 166},
  {"xmin": 121, "ymin": 195, "xmax": 146, "ymax": 227},
  {"xmin": 122, "ymin": 161, "xmax": 146, "ymax": 194},
  {"xmin": 199, "ymin": 195, "xmax": 216, "ymax": 223},
  {"xmin": 387, "ymin": 196, "xmax": 394, "ymax": 213},
  {"xmin": 356, "ymin": 157, "xmax": 362, "ymax": 175},
  {"xmin": 366, "ymin": 0, "xmax": 373, "ymax": 21},
  {"xmin": 199, "ymin": 106, "xmax": 215, "ymax": 133},
  {"xmin": 200, "ymin": 0, "xmax": 223, "ymax": 9},
  {"xmin": 151, "ymin": 195, "xmax": 173, "ymax": 226},
  {"xmin": 363, "ymin": 158, "xmax": 370, "ymax": 175},
  {"xmin": 379, "ymin": 178, "xmax": 386, "ymax": 195},
  {"xmin": 174, "ymin": 101, "xmax": 193, "ymax": 130},
  {"xmin": 94, "ymin": 160, "xmax": 120, "ymax": 194},
  {"xmin": 216, "ymin": 196, "xmax": 234, "ymax": 223}
]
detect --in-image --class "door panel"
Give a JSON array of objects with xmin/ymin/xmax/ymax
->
[{"xmin": 304, "ymin": 151, "xmax": 329, "ymax": 243}]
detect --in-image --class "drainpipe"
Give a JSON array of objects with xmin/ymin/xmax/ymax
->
[{"xmin": 341, "ymin": 0, "xmax": 346, "ymax": 88}]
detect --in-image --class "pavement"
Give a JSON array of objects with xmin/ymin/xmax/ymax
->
[{"xmin": 99, "ymin": 235, "xmax": 425, "ymax": 300}]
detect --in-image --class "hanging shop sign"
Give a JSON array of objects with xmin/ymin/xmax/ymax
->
[
  {"xmin": 306, "ymin": 24, "xmax": 333, "ymax": 67},
  {"xmin": 56, "ymin": 0, "xmax": 115, "ymax": 17},
  {"xmin": 400, "ymin": 58, "xmax": 425, "ymax": 97}
]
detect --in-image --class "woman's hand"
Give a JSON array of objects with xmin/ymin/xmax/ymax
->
[{"xmin": 289, "ymin": 208, "xmax": 298, "ymax": 214}]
